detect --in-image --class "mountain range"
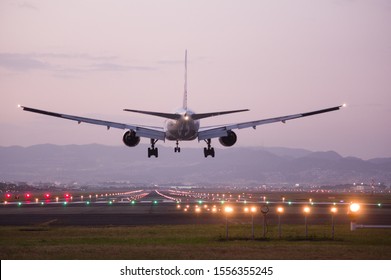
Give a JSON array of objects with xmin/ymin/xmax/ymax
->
[{"xmin": 1, "ymin": 144, "xmax": 390, "ymax": 185}]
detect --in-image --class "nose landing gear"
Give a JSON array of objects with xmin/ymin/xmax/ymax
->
[{"xmin": 174, "ymin": 140, "xmax": 181, "ymax": 153}]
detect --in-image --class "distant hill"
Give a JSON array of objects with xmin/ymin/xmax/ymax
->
[{"xmin": 0, "ymin": 144, "xmax": 390, "ymax": 185}]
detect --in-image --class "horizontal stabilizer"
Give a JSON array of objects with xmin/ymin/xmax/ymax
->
[
  {"xmin": 192, "ymin": 109, "xmax": 249, "ymax": 120},
  {"xmin": 123, "ymin": 109, "xmax": 180, "ymax": 120}
]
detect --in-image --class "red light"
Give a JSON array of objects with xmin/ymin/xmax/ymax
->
[
  {"xmin": 44, "ymin": 193, "xmax": 50, "ymax": 199},
  {"xmin": 64, "ymin": 193, "xmax": 70, "ymax": 198},
  {"xmin": 6, "ymin": 193, "xmax": 11, "ymax": 199},
  {"xmin": 25, "ymin": 193, "xmax": 31, "ymax": 199}
]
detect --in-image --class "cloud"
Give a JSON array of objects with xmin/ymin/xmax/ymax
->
[
  {"xmin": 0, "ymin": 53, "xmax": 50, "ymax": 71},
  {"xmin": 0, "ymin": 52, "xmax": 155, "ymax": 75},
  {"xmin": 18, "ymin": 1, "xmax": 38, "ymax": 10}
]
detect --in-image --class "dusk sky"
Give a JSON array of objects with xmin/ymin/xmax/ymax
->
[{"xmin": 1, "ymin": 0, "xmax": 390, "ymax": 159}]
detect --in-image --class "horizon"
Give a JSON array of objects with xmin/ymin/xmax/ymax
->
[{"xmin": 0, "ymin": 142, "xmax": 389, "ymax": 161}]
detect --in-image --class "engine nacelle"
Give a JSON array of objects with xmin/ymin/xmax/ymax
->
[
  {"xmin": 122, "ymin": 130, "xmax": 140, "ymax": 147},
  {"xmin": 219, "ymin": 130, "xmax": 237, "ymax": 147}
]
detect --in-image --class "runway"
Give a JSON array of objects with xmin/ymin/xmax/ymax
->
[
  {"xmin": 1, "ymin": 189, "xmax": 390, "ymax": 227},
  {"xmin": 1, "ymin": 203, "xmax": 390, "ymax": 227}
]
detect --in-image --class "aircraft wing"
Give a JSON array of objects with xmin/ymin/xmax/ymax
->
[
  {"xmin": 20, "ymin": 106, "xmax": 166, "ymax": 140},
  {"xmin": 198, "ymin": 105, "xmax": 343, "ymax": 141}
]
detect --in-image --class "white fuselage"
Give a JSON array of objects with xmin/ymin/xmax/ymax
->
[{"xmin": 164, "ymin": 108, "xmax": 200, "ymax": 141}]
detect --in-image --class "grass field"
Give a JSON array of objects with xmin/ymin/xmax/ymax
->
[{"xmin": 1, "ymin": 223, "xmax": 390, "ymax": 260}]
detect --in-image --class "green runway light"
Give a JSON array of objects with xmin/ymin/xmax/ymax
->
[
  {"xmin": 86, "ymin": 201, "xmax": 90, "ymax": 205},
  {"xmin": 221, "ymin": 201, "xmax": 225, "ymax": 204},
  {"xmin": 109, "ymin": 201, "xmax": 113, "ymax": 205},
  {"xmin": 63, "ymin": 202, "xmax": 67, "ymax": 206},
  {"xmin": 131, "ymin": 200, "xmax": 136, "ymax": 205},
  {"xmin": 288, "ymin": 201, "xmax": 292, "ymax": 205},
  {"xmin": 378, "ymin": 203, "xmax": 382, "ymax": 207},
  {"xmin": 40, "ymin": 202, "xmax": 44, "ymax": 205},
  {"xmin": 153, "ymin": 200, "xmax": 158, "ymax": 204},
  {"xmin": 18, "ymin": 202, "xmax": 22, "ymax": 206},
  {"xmin": 198, "ymin": 200, "xmax": 203, "ymax": 204}
]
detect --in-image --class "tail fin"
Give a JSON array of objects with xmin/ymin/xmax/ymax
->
[{"xmin": 183, "ymin": 50, "xmax": 188, "ymax": 110}]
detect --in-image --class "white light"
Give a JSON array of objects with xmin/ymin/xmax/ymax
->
[{"xmin": 350, "ymin": 203, "xmax": 360, "ymax": 213}]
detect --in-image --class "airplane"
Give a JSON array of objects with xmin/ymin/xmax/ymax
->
[{"xmin": 20, "ymin": 51, "xmax": 344, "ymax": 158}]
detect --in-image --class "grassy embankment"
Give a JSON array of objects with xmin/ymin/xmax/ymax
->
[{"xmin": 1, "ymin": 223, "xmax": 390, "ymax": 259}]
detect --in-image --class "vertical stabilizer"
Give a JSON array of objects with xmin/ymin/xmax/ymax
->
[{"xmin": 183, "ymin": 50, "xmax": 188, "ymax": 110}]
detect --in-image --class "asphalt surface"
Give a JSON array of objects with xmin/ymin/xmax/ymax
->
[{"xmin": 1, "ymin": 202, "xmax": 390, "ymax": 226}]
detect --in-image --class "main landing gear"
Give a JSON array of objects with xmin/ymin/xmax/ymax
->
[
  {"xmin": 148, "ymin": 139, "xmax": 158, "ymax": 158},
  {"xmin": 174, "ymin": 140, "xmax": 181, "ymax": 153},
  {"xmin": 203, "ymin": 139, "xmax": 215, "ymax": 158}
]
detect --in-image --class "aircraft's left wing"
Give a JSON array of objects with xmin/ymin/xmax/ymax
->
[
  {"xmin": 20, "ymin": 106, "xmax": 165, "ymax": 140},
  {"xmin": 198, "ymin": 105, "xmax": 344, "ymax": 141}
]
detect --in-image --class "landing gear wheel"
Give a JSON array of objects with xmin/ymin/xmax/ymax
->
[
  {"xmin": 148, "ymin": 139, "xmax": 159, "ymax": 158},
  {"xmin": 174, "ymin": 141, "xmax": 181, "ymax": 153},
  {"xmin": 203, "ymin": 139, "xmax": 215, "ymax": 158},
  {"xmin": 148, "ymin": 147, "xmax": 158, "ymax": 158}
]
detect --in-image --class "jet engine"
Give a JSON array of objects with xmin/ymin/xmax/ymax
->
[
  {"xmin": 219, "ymin": 130, "xmax": 237, "ymax": 147},
  {"xmin": 122, "ymin": 130, "xmax": 140, "ymax": 147}
]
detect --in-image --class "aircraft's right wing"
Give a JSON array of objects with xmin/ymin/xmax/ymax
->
[
  {"xmin": 198, "ymin": 105, "xmax": 344, "ymax": 141},
  {"xmin": 20, "ymin": 106, "xmax": 166, "ymax": 140}
]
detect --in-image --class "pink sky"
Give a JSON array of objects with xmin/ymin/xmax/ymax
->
[{"xmin": 0, "ymin": 0, "xmax": 390, "ymax": 159}]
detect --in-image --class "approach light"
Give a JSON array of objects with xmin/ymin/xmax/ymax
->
[
  {"xmin": 330, "ymin": 207, "xmax": 338, "ymax": 214},
  {"xmin": 250, "ymin": 206, "xmax": 257, "ymax": 213},
  {"xmin": 303, "ymin": 206, "xmax": 311, "ymax": 214},
  {"xmin": 349, "ymin": 203, "xmax": 360, "ymax": 213},
  {"xmin": 195, "ymin": 207, "xmax": 201, "ymax": 213},
  {"xmin": 224, "ymin": 206, "xmax": 233, "ymax": 214},
  {"xmin": 277, "ymin": 206, "xmax": 284, "ymax": 214}
]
